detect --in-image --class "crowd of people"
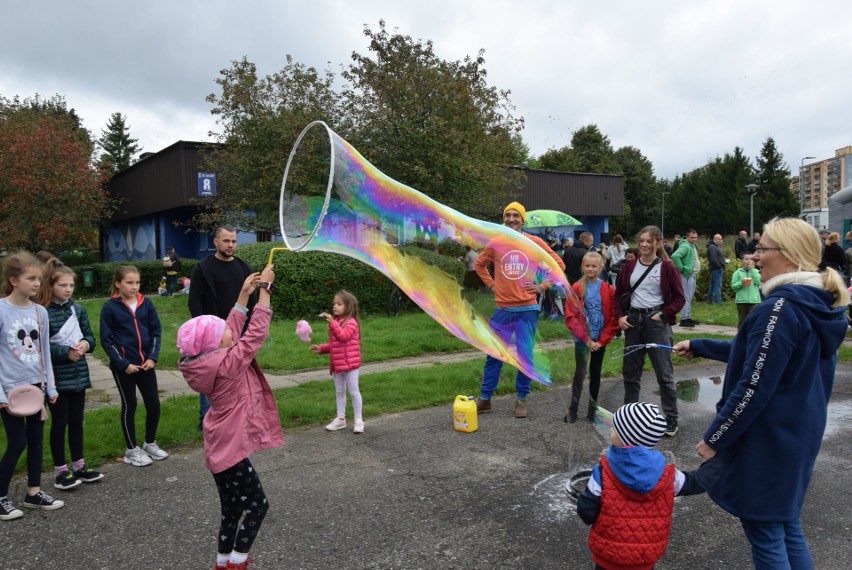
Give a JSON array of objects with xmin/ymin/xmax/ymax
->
[{"xmin": 0, "ymin": 211, "xmax": 848, "ymax": 569}]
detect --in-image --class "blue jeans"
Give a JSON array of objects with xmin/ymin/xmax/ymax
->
[
  {"xmin": 740, "ymin": 519, "xmax": 813, "ymax": 570},
  {"xmin": 708, "ymin": 268, "xmax": 723, "ymax": 304},
  {"xmin": 480, "ymin": 308, "xmax": 538, "ymax": 400},
  {"xmin": 199, "ymin": 393, "xmax": 211, "ymax": 423},
  {"xmin": 680, "ymin": 274, "xmax": 696, "ymax": 318}
]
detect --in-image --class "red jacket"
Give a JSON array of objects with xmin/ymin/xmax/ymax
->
[
  {"xmin": 318, "ymin": 317, "xmax": 361, "ymax": 373},
  {"xmin": 564, "ymin": 280, "xmax": 619, "ymax": 346},
  {"xmin": 589, "ymin": 456, "xmax": 676, "ymax": 570}
]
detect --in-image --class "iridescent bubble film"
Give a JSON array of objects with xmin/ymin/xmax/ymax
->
[{"xmin": 280, "ymin": 121, "xmax": 585, "ymax": 385}]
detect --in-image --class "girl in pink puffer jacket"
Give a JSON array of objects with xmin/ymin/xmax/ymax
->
[{"xmin": 310, "ymin": 290, "xmax": 364, "ymax": 434}]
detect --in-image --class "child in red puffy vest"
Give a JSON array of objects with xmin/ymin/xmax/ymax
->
[{"xmin": 576, "ymin": 402, "xmax": 721, "ymax": 570}]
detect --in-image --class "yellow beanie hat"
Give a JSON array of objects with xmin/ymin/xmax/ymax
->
[{"xmin": 503, "ymin": 201, "xmax": 527, "ymax": 224}]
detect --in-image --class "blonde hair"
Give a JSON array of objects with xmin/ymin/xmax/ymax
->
[
  {"xmin": 763, "ymin": 218, "xmax": 849, "ymax": 307},
  {"xmin": 2, "ymin": 252, "xmax": 42, "ymax": 297},
  {"xmin": 576, "ymin": 251, "xmax": 604, "ymax": 299},
  {"xmin": 110, "ymin": 265, "xmax": 141, "ymax": 296},
  {"xmin": 334, "ymin": 290, "xmax": 360, "ymax": 324},
  {"xmin": 828, "ymin": 232, "xmax": 840, "ymax": 245}
]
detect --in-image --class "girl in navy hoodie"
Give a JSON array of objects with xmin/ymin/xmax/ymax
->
[{"xmin": 100, "ymin": 265, "xmax": 166, "ymax": 467}]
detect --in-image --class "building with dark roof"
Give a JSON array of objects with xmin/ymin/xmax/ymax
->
[{"xmin": 102, "ymin": 143, "xmax": 625, "ymax": 263}]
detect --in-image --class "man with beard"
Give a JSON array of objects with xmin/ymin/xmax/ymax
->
[{"xmin": 188, "ymin": 227, "xmax": 255, "ymax": 426}]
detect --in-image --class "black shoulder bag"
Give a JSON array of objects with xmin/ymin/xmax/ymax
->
[{"xmin": 619, "ymin": 258, "xmax": 661, "ymax": 315}]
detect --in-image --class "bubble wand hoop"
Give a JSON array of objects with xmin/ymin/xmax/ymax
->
[{"xmin": 608, "ymin": 343, "xmax": 675, "ymax": 360}]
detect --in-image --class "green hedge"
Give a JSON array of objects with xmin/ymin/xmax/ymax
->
[
  {"xmin": 73, "ymin": 242, "xmax": 464, "ymax": 318},
  {"xmin": 75, "ymin": 259, "xmax": 198, "ymax": 297},
  {"xmin": 236, "ymin": 242, "xmax": 464, "ymax": 318}
]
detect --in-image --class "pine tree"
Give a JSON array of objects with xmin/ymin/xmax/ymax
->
[
  {"xmin": 755, "ymin": 137, "xmax": 794, "ymax": 223},
  {"xmin": 98, "ymin": 112, "xmax": 141, "ymax": 174}
]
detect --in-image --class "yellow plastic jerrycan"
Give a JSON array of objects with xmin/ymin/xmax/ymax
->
[{"xmin": 453, "ymin": 395, "xmax": 478, "ymax": 433}]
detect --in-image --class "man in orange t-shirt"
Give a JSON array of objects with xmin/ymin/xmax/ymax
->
[{"xmin": 474, "ymin": 202, "xmax": 565, "ymax": 419}]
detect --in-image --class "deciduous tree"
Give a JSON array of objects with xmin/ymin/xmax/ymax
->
[
  {"xmin": 341, "ymin": 21, "xmax": 524, "ymax": 218},
  {"xmin": 0, "ymin": 97, "xmax": 109, "ymax": 251}
]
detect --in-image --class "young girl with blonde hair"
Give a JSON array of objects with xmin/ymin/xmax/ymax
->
[
  {"xmin": 564, "ymin": 251, "xmax": 619, "ymax": 423},
  {"xmin": 0, "ymin": 253, "xmax": 63, "ymax": 520}
]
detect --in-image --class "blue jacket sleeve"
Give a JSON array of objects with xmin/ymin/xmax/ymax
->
[
  {"xmin": 677, "ymin": 456, "xmax": 723, "ymax": 496},
  {"xmin": 689, "ymin": 338, "xmax": 732, "ymax": 363},
  {"xmin": 76, "ymin": 304, "xmax": 96, "ymax": 353},
  {"xmin": 100, "ymin": 303, "xmax": 129, "ymax": 372},
  {"xmin": 146, "ymin": 301, "xmax": 162, "ymax": 362},
  {"xmin": 576, "ymin": 465, "xmax": 602, "ymax": 525}
]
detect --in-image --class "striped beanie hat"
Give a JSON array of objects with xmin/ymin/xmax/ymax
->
[{"xmin": 612, "ymin": 402, "xmax": 668, "ymax": 448}]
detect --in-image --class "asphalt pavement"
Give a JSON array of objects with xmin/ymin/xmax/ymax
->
[{"xmin": 4, "ymin": 333, "xmax": 852, "ymax": 569}]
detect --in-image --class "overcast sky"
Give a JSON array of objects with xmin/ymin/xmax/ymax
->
[{"xmin": 2, "ymin": 0, "xmax": 849, "ymax": 180}]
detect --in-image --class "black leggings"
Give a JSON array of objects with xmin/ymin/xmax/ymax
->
[
  {"xmin": 0, "ymin": 408, "xmax": 45, "ymax": 496},
  {"xmin": 569, "ymin": 344, "xmax": 606, "ymax": 415},
  {"xmin": 111, "ymin": 368, "xmax": 160, "ymax": 449},
  {"xmin": 213, "ymin": 458, "xmax": 269, "ymax": 555},
  {"xmin": 48, "ymin": 390, "xmax": 86, "ymax": 467}
]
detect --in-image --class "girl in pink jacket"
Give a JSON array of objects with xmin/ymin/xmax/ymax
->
[
  {"xmin": 310, "ymin": 290, "xmax": 364, "ymax": 434},
  {"xmin": 177, "ymin": 266, "xmax": 283, "ymax": 570}
]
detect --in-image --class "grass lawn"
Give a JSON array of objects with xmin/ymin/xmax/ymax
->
[{"xmin": 4, "ymin": 292, "xmax": 849, "ymax": 473}]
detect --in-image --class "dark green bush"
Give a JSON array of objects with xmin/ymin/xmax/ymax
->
[
  {"xmin": 65, "ymin": 242, "xmax": 464, "ymax": 317},
  {"xmin": 78, "ymin": 259, "xmax": 197, "ymax": 297},
  {"xmin": 236, "ymin": 242, "xmax": 464, "ymax": 318}
]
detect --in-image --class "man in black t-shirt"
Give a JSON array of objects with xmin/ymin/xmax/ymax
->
[{"xmin": 188, "ymin": 227, "xmax": 255, "ymax": 424}]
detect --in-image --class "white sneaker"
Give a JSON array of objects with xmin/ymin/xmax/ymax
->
[
  {"xmin": 353, "ymin": 420, "xmax": 364, "ymax": 434},
  {"xmin": 124, "ymin": 446, "xmax": 153, "ymax": 467},
  {"xmin": 325, "ymin": 417, "xmax": 347, "ymax": 431},
  {"xmin": 142, "ymin": 441, "xmax": 169, "ymax": 461}
]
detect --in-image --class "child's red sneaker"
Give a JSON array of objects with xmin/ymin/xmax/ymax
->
[{"xmin": 225, "ymin": 560, "xmax": 252, "ymax": 569}]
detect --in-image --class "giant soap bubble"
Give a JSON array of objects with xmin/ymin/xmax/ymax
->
[{"xmin": 279, "ymin": 121, "xmax": 583, "ymax": 385}]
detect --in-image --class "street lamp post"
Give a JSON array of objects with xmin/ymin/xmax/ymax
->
[
  {"xmin": 661, "ymin": 192, "xmax": 670, "ymax": 238},
  {"xmin": 800, "ymin": 156, "xmax": 816, "ymax": 217},
  {"xmin": 746, "ymin": 183, "xmax": 759, "ymax": 236}
]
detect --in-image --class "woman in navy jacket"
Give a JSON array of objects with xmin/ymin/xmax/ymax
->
[{"xmin": 674, "ymin": 218, "xmax": 848, "ymax": 569}]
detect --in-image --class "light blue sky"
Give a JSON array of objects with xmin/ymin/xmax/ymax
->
[{"xmin": 2, "ymin": 0, "xmax": 848, "ymax": 179}]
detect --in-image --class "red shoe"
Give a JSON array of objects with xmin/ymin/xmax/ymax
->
[
  {"xmin": 214, "ymin": 565, "xmax": 227, "ymax": 570},
  {"xmin": 226, "ymin": 560, "xmax": 253, "ymax": 569}
]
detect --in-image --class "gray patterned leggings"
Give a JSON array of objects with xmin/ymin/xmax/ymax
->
[{"xmin": 212, "ymin": 458, "xmax": 269, "ymax": 554}]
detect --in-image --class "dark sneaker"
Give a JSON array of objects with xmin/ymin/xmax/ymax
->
[
  {"xmin": 665, "ymin": 416, "xmax": 679, "ymax": 437},
  {"xmin": 564, "ymin": 410, "xmax": 577, "ymax": 423},
  {"xmin": 73, "ymin": 465, "xmax": 104, "ymax": 483},
  {"xmin": 475, "ymin": 398, "xmax": 492, "ymax": 414},
  {"xmin": 0, "ymin": 497, "xmax": 23, "ymax": 520},
  {"xmin": 680, "ymin": 319, "xmax": 695, "ymax": 328},
  {"xmin": 689, "ymin": 319, "xmax": 702, "ymax": 325},
  {"xmin": 54, "ymin": 470, "xmax": 82, "ymax": 490},
  {"xmin": 23, "ymin": 491, "xmax": 64, "ymax": 510},
  {"xmin": 587, "ymin": 403, "xmax": 597, "ymax": 422},
  {"xmin": 514, "ymin": 398, "xmax": 528, "ymax": 418}
]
